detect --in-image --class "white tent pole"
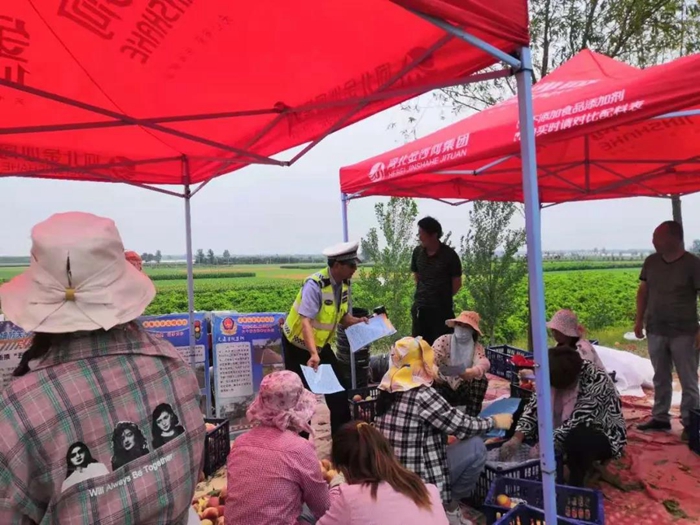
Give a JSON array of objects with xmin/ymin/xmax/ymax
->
[
  {"xmin": 341, "ymin": 193, "xmax": 357, "ymax": 390},
  {"xmin": 516, "ymin": 46, "xmax": 558, "ymax": 524},
  {"xmin": 183, "ymin": 159, "xmax": 212, "ymax": 416}
]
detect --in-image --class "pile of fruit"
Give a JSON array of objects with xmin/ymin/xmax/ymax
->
[
  {"xmin": 319, "ymin": 459, "xmax": 338, "ymax": 481},
  {"xmin": 350, "ymin": 394, "xmax": 373, "ymax": 402},
  {"xmin": 192, "ymin": 485, "xmax": 227, "ymax": 525}
]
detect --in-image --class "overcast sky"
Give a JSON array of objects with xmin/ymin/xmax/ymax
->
[{"xmin": 1, "ymin": 99, "xmax": 698, "ymax": 257}]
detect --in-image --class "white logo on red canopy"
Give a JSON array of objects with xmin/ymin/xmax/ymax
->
[{"xmin": 369, "ymin": 162, "xmax": 385, "ymax": 182}]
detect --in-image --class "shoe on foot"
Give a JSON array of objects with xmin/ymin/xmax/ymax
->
[
  {"xmin": 445, "ymin": 508, "xmax": 473, "ymax": 525},
  {"xmin": 637, "ymin": 419, "xmax": 671, "ymax": 431}
]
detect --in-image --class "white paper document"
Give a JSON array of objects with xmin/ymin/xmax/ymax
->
[
  {"xmin": 345, "ymin": 314, "xmax": 397, "ymax": 353},
  {"xmin": 300, "ymin": 364, "xmax": 345, "ymax": 394}
]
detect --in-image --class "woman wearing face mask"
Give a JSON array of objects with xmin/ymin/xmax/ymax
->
[{"xmin": 431, "ymin": 312, "xmax": 490, "ymax": 417}]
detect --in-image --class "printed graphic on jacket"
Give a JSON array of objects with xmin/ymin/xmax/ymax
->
[
  {"xmin": 61, "ymin": 442, "xmax": 110, "ymax": 493},
  {"xmin": 151, "ymin": 403, "xmax": 186, "ymax": 449},
  {"xmin": 111, "ymin": 421, "xmax": 150, "ymax": 471}
]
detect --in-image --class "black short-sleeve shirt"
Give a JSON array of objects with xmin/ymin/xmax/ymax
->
[{"xmin": 411, "ymin": 243, "xmax": 462, "ymax": 309}]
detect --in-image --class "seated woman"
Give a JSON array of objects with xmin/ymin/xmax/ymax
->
[
  {"xmin": 501, "ymin": 346, "xmax": 626, "ymax": 487},
  {"xmin": 432, "ymin": 312, "xmax": 490, "ymax": 417},
  {"xmin": 225, "ymin": 371, "xmax": 329, "ymax": 525},
  {"xmin": 317, "ymin": 421, "xmax": 449, "ymax": 524},
  {"xmin": 548, "ymin": 309, "xmax": 604, "ymax": 369},
  {"xmin": 373, "ymin": 337, "xmax": 512, "ymax": 525}
]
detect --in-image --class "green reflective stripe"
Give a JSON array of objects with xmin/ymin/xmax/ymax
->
[{"xmin": 311, "ymin": 320, "xmax": 336, "ymax": 331}]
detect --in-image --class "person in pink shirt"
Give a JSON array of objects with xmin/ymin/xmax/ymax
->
[
  {"xmin": 225, "ymin": 371, "xmax": 329, "ymax": 525},
  {"xmin": 318, "ymin": 421, "xmax": 449, "ymax": 525}
]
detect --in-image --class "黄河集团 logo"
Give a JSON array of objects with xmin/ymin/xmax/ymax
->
[{"xmin": 369, "ymin": 162, "xmax": 385, "ymax": 182}]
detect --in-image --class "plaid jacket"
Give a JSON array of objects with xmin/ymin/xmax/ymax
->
[
  {"xmin": 0, "ymin": 324, "xmax": 205, "ymax": 525},
  {"xmin": 374, "ymin": 386, "xmax": 494, "ymax": 503}
]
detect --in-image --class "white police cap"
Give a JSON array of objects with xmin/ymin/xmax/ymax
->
[{"xmin": 322, "ymin": 241, "xmax": 361, "ymax": 263}]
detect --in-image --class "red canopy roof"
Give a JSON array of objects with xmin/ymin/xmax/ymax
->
[
  {"xmin": 0, "ymin": 0, "xmax": 528, "ymax": 187},
  {"xmin": 340, "ymin": 50, "xmax": 700, "ymax": 204}
]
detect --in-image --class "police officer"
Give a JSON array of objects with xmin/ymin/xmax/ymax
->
[{"xmin": 282, "ymin": 241, "xmax": 367, "ymax": 436}]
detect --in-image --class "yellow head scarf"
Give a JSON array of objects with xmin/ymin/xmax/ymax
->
[{"xmin": 378, "ymin": 336, "xmax": 437, "ymax": 393}]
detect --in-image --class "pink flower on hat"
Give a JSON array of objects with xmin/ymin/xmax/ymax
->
[{"xmin": 546, "ymin": 309, "xmax": 584, "ymax": 338}]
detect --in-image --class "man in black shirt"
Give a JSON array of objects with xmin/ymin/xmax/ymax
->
[{"xmin": 410, "ymin": 216, "xmax": 463, "ymax": 344}]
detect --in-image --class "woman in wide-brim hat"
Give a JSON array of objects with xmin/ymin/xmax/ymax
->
[
  {"xmin": 431, "ymin": 312, "xmax": 491, "ymax": 417},
  {"xmin": 547, "ymin": 309, "xmax": 605, "ymax": 370},
  {"xmin": 0, "ymin": 212, "xmax": 205, "ymax": 525}
]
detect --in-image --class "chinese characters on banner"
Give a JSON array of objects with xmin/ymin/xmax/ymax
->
[
  {"xmin": 513, "ymin": 89, "xmax": 646, "ymax": 142},
  {"xmin": 0, "ymin": 13, "xmax": 31, "ymax": 86},
  {"xmin": 139, "ymin": 312, "xmax": 209, "ymax": 363},
  {"xmin": 0, "ymin": 322, "xmax": 31, "ymax": 391},
  {"xmin": 210, "ymin": 312, "xmax": 286, "ymax": 431},
  {"xmin": 56, "ymin": 0, "xmax": 194, "ymax": 65},
  {"xmin": 367, "ymin": 133, "xmax": 471, "ymax": 184}
]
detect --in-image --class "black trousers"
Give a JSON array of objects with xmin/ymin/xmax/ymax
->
[
  {"xmin": 281, "ymin": 335, "xmax": 352, "ymax": 437},
  {"xmin": 411, "ymin": 304, "xmax": 454, "ymax": 345},
  {"xmin": 563, "ymin": 425, "xmax": 613, "ymax": 487}
]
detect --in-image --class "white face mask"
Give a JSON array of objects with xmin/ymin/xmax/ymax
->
[
  {"xmin": 453, "ymin": 325, "xmax": 474, "ymax": 343},
  {"xmin": 439, "ymin": 325, "xmax": 476, "ymax": 376}
]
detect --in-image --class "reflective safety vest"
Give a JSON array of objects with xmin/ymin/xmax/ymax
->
[{"xmin": 283, "ymin": 267, "xmax": 349, "ymax": 351}]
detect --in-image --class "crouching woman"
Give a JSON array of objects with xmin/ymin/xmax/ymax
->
[{"xmin": 500, "ymin": 346, "xmax": 626, "ymax": 487}]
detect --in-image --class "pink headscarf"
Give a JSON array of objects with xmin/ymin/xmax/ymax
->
[{"xmin": 246, "ymin": 370, "xmax": 317, "ymax": 436}]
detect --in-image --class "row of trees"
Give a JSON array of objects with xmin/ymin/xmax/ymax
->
[
  {"xmin": 192, "ymin": 251, "xmax": 325, "ymax": 265},
  {"xmin": 140, "ymin": 251, "xmax": 162, "ymax": 264}
]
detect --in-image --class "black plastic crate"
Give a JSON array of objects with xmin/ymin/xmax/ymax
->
[
  {"xmin": 203, "ymin": 418, "xmax": 230, "ymax": 477},
  {"xmin": 689, "ymin": 408, "xmax": 700, "ymax": 454},
  {"xmin": 483, "ymin": 478, "xmax": 605, "ymax": 524},
  {"xmin": 486, "ymin": 345, "xmax": 531, "ymax": 382},
  {"xmin": 510, "ymin": 382, "xmax": 534, "ymax": 402},
  {"xmin": 468, "ymin": 442, "xmax": 564, "ymax": 508},
  {"xmin": 495, "ymin": 504, "xmax": 580, "ymax": 525},
  {"xmin": 348, "ymin": 385, "xmax": 380, "ymax": 423}
]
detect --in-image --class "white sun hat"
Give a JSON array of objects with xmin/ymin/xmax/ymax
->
[{"xmin": 0, "ymin": 212, "xmax": 155, "ymax": 334}]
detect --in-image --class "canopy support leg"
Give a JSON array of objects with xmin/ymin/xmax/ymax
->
[
  {"xmin": 516, "ymin": 47, "xmax": 558, "ymax": 524},
  {"xmin": 184, "ymin": 159, "xmax": 212, "ymax": 417},
  {"xmin": 341, "ymin": 193, "xmax": 357, "ymax": 390}
]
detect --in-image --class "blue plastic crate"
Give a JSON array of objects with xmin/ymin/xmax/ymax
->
[
  {"xmin": 510, "ymin": 382, "xmax": 534, "ymax": 402},
  {"xmin": 203, "ymin": 418, "xmax": 230, "ymax": 477},
  {"xmin": 495, "ymin": 504, "xmax": 580, "ymax": 524},
  {"xmin": 689, "ymin": 408, "xmax": 700, "ymax": 455},
  {"xmin": 486, "ymin": 345, "xmax": 531, "ymax": 382},
  {"xmin": 468, "ymin": 442, "xmax": 564, "ymax": 508},
  {"xmin": 484, "ymin": 478, "xmax": 604, "ymax": 524},
  {"xmin": 348, "ymin": 386, "xmax": 380, "ymax": 423}
]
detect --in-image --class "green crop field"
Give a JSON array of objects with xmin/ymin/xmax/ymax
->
[{"xmin": 0, "ymin": 262, "xmax": 645, "ymax": 350}]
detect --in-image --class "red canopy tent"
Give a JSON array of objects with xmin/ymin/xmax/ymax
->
[
  {"xmin": 0, "ymin": 0, "xmax": 528, "ymax": 190},
  {"xmin": 340, "ymin": 50, "xmax": 700, "ymax": 204}
]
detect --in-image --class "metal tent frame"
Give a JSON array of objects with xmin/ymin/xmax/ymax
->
[
  {"xmin": 1, "ymin": 5, "xmax": 559, "ymax": 522},
  {"xmin": 340, "ymin": 10, "xmax": 560, "ymax": 522}
]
